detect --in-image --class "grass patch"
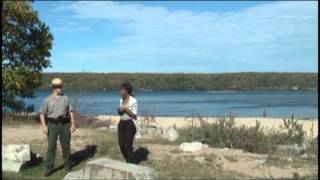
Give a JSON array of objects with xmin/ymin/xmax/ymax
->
[
  {"xmin": 136, "ymin": 137, "xmax": 179, "ymax": 145},
  {"xmin": 3, "ymin": 157, "xmax": 69, "ymax": 180},
  {"xmin": 93, "ymin": 131, "xmax": 123, "ymax": 160},
  {"xmin": 140, "ymin": 156, "xmax": 245, "ymax": 180},
  {"xmin": 265, "ymin": 149, "xmax": 318, "ymax": 174},
  {"xmin": 224, "ymin": 155, "xmax": 239, "ymax": 162},
  {"xmin": 169, "ymin": 149, "xmax": 182, "ymax": 154}
]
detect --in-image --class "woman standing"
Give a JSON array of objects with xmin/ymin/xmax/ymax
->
[{"xmin": 117, "ymin": 83, "xmax": 138, "ymax": 163}]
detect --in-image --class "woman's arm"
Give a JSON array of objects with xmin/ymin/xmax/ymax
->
[
  {"xmin": 118, "ymin": 98, "xmax": 124, "ymax": 115},
  {"xmin": 120, "ymin": 98, "xmax": 137, "ymax": 120},
  {"xmin": 123, "ymin": 108, "xmax": 137, "ymax": 120}
]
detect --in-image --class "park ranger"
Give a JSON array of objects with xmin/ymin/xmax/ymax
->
[{"xmin": 39, "ymin": 78, "xmax": 76, "ymax": 176}]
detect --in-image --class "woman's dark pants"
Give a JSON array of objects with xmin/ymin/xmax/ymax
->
[{"xmin": 118, "ymin": 120, "xmax": 136, "ymax": 163}]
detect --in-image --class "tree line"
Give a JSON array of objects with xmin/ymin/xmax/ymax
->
[{"xmin": 39, "ymin": 72, "xmax": 317, "ymax": 91}]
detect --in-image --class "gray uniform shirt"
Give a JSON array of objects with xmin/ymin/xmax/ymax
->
[{"xmin": 39, "ymin": 94, "xmax": 74, "ymax": 119}]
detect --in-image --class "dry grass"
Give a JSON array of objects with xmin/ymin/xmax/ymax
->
[{"xmin": 178, "ymin": 113, "xmax": 315, "ymax": 154}]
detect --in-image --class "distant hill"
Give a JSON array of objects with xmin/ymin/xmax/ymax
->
[{"xmin": 39, "ymin": 72, "xmax": 318, "ymax": 91}]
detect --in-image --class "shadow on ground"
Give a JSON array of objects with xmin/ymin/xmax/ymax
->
[
  {"xmin": 21, "ymin": 152, "xmax": 43, "ymax": 170},
  {"xmin": 48, "ymin": 145, "xmax": 97, "ymax": 174},
  {"xmin": 45, "ymin": 145, "xmax": 146, "ymax": 174},
  {"xmin": 70, "ymin": 145, "xmax": 97, "ymax": 168},
  {"xmin": 133, "ymin": 147, "xmax": 150, "ymax": 164}
]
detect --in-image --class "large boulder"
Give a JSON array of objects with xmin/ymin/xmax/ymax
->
[
  {"xmin": 163, "ymin": 127, "xmax": 179, "ymax": 141},
  {"xmin": 83, "ymin": 158, "xmax": 157, "ymax": 179},
  {"xmin": 179, "ymin": 142, "xmax": 203, "ymax": 152},
  {"xmin": 2, "ymin": 144, "xmax": 31, "ymax": 172},
  {"xmin": 64, "ymin": 158, "xmax": 158, "ymax": 180}
]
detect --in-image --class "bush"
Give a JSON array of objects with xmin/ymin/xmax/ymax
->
[
  {"xmin": 178, "ymin": 113, "xmax": 307, "ymax": 154},
  {"xmin": 277, "ymin": 114, "xmax": 305, "ymax": 146},
  {"xmin": 231, "ymin": 122, "xmax": 276, "ymax": 153}
]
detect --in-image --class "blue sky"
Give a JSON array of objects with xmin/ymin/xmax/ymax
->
[{"xmin": 33, "ymin": 1, "xmax": 318, "ymax": 73}]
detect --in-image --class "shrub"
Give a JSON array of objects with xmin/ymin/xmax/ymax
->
[
  {"xmin": 140, "ymin": 105, "xmax": 156, "ymax": 128},
  {"xmin": 178, "ymin": 113, "xmax": 307, "ymax": 154},
  {"xmin": 278, "ymin": 114, "xmax": 304, "ymax": 146}
]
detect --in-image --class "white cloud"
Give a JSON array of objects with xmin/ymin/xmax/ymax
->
[{"xmin": 55, "ymin": 1, "xmax": 317, "ymax": 72}]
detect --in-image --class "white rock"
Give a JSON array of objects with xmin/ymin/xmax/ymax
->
[
  {"xmin": 2, "ymin": 160, "xmax": 25, "ymax": 172},
  {"xmin": 63, "ymin": 158, "xmax": 158, "ymax": 180},
  {"xmin": 2, "ymin": 144, "xmax": 31, "ymax": 162},
  {"xmin": 82, "ymin": 158, "xmax": 157, "ymax": 179},
  {"xmin": 2, "ymin": 144, "xmax": 31, "ymax": 172},
  {"xmin": 179, "ymin": 142, "xmax": 203, "ymax": 152},
  {"xmin": 202, "ymin": 144, "xmax": 209, "ymax": 148},
  {"xmin": 33, "ymin": 153, "xmax": 42, "ymax": 159},
  {"xmin": 256, "ymin": 159, "xmax": 266, "ymax": 166},
  {"xmin": 164, "ymin": 127, "xmax": 179, "ymax": 141},
  {"xmin": 109, "ymin": 124, "xmax": 118, "ymax": 132},
  {"xmin": 63, "ymin": 170, "xmax": 82, "ymax": 180},
  {"xmin": 300, "ymin": 153, "xmax": 308, "ymax": 159},
  {"xmin": 135, "ymin": 133, "xmax": 142, "ymax": 139},
  {"xmin": 96, "ymin": 126, "xmax": 108, "ymax": 131},
  {"xmin": 287, "ymin": 157, "xmax": 293, "ymax": 162}
]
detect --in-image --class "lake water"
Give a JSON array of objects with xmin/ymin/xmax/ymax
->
[{"xmin": 24, "ymin": 90, "xmax": 318, "ymax": 118}]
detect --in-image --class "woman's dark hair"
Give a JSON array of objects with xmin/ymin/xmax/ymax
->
[{"xmin": 120, "ymin": 82, "xmax": 134, "ymax": 97}]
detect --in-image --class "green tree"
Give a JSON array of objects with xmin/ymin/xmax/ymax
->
[{"xmin": 2, "ymin": 1, "xmax": 53, "ymax": 111}]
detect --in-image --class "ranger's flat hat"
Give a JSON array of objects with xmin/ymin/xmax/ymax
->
[{"xmin": 51, "ymin": 78, "xmax": 63, "ymax": 85}]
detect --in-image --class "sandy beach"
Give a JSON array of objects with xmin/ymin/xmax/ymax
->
[{"xmin": 94, "ymin": 115, "xmax": 318, "ymax": 138}]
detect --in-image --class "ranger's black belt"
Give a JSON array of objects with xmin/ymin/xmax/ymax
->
[{"xmin": 47, "ymin": 117, "xmax": 70, "ymax": 124}]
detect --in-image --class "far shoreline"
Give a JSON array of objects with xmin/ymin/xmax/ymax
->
[{"xmin": 35, "ymin": 89, "xmax": 318, "ymax": 93}]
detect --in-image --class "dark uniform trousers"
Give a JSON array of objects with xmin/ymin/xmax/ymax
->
[
  {"xmin": 118, "ymin": 120, "xmax": 136, "ymax": 163},
  {"xmin": 47, "ymin": 121, "xmax": 71, "ymax": 169}
]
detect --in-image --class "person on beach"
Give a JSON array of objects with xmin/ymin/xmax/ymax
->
[
  {"xmin": 117, "ymin": 82, "xmax": 138, "ymax": 163},
  {"xmin": 39, "ymin": 78, "xmax": 76, "ymax": 176}
]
